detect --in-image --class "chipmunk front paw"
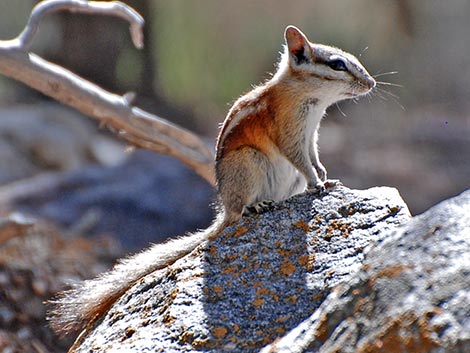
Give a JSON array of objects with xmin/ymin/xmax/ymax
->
[
  {"xmin": 314, "ymin": 163, "xmax": 327, "ymax": 182},
  {"xmin": 324, "ymin": 179, "xmax": 342, "ymax": 189},
  {"xmin": 242, "ymin": 200, "xmax": 275, "ymax": 217},
  {"xmin": 306, "ymin": 182, "xmax": 326, "ymax": 195}
]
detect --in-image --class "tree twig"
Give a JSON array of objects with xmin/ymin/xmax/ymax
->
[
  {"xmin": 0, "ymin": 0, "xmax": 216, "ymax": 186},
  {"xmin": 7, "ymin": 0, "xmax": 144, "ymax": 51}
]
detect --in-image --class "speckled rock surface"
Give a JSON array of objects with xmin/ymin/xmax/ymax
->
[
  {"xmin": 262, "ymin": 189, "xmax": 470, "ymax": 353},
  {"xmin": 0, "ymin": 213, "xmax": 115, "ymax": 353},
  {"xmin": 69, "ymin": 186, "xmax": 410, "ymax": 352}
]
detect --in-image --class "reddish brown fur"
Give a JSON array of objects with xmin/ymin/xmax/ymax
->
[
  {"xmin": 217, "ymin": 90, "xmax": 273, "ymax": 160},
  {"xmin": 216, "ymin": 72, "xmax": 315, "ymax": 162}
]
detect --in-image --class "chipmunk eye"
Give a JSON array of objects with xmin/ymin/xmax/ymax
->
[{"xmin": 327, "ymin": 58, "xmax": 347, "ymax": 71}]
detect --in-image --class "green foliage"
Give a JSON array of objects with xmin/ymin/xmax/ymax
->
[
  {"xmin": 116, "ymin": 47, "xmax": 141, "ymax": 88},
  {"xmin": 154, "ymin": 2, "xmax": 258, "ymax": 120}
]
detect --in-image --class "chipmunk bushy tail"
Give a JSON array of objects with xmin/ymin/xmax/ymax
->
[{"xmin": 48, "ymin": 212, "xmax": 228, "ymax": 336}]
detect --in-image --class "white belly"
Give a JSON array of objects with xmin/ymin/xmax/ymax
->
[{"xmin": 266, "ymin": 153, "xmax": 306, "ymax": 201}]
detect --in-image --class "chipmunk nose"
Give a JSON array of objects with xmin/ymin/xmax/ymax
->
[{"xmin": 365, "ymin": 76, "xmax": 376, "ymax": 90}]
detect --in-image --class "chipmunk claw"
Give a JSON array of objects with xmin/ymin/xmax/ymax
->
[
  {"xmin": 306, "ymin": 182, "xmax": 326, "ymax": 195},
  {"xmin": 242, "ymin": 200, "xmax": 275, "ymax": 217}
]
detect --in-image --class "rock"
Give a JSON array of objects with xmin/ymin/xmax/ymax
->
[
  {"xmin": 0, "ymin": 104, "xmax": 215, "ymax": 250},
  {"xmin": 1, "ymin": 150, "xmax": 215, "ymax": 250},
  {"xmin": 262, "ymin": 189, "xmax": 470, "ymax": 353},
  {"xmin": 0, "ymin": 213, "xmax": 118, "ymax": 353},
  {"xmin": 0, "ymin": 104, "xmax": 126, "ymax": 185},
  {"xmin": 68, "ymin": 186, "xmax": 411, "ymax": 352}
]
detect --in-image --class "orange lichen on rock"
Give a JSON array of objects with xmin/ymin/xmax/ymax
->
[
  {"xmin": 368, "ymin": 265, "xmax": 412, "ymax": 286},
  {"xmin": 211, "ymin": 285, "xmax": 224, "ymax": 294},
  {"xmin": 287, "ymin": 295, "xmax": 298, "ymax": 304},
  {"xmin": 192, "ymin": 337, "xmax": 212, "ymax": 350},
  {"xmin": 357, "ymin": 312, "xmax": 440, "ymax": 353},
  {"xmin": 314, "ymin": 311, "xmax": 331, "ymax": 343},
  {"xmin": 279, "ymin": 259, "xmax": 296, "ymax": 276},
  {"xmin": 298, "ymin": 253, "xmax": 315, "ymax": 271},
  {"xmin": 294, "ymin": 220, "xmax": 311, "ymax": 233},
  {"xmin": 256, "ymin": 287, "xmax": 269, "ymax": 296},
  {"xmin": 252, "ymin": 298, "xmax": 265, "ymax": 308},
  {"xmin": 274, "ymin": 314, "xmax": 292, "ymax": 323},
  {"xmin": 233, "ymin": 226, "xmax": 250, "ymax": 238},
  {"xmin": 221, "ymin": 266, "xmax": 240, "ymax": 276},
  {"xmin": 212, "ymin": 326, "xmax": 228, "ymax": 338}
]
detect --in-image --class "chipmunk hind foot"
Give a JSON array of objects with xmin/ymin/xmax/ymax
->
[{"xmin": 242, "ymin": 200, "xmax": 275, "ymax": 217}]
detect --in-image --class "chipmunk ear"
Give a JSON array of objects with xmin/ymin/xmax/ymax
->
[{"xmin": 284, "ymin": 25, "xmax": 313, "ymax": 65}]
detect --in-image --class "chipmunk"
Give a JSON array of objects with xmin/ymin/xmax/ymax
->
[{"xmin": 49, "ymin": 25, "xmax": 375, "ymax": 335}]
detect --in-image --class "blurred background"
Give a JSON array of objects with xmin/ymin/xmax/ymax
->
[
  {"xmin": 0, "ymin": 0, "xmax": 469, "ymax": 243},
  {"xmin": 0, "ymin": 1, "xmax": 469, "ymax": 350},
  {"xmin": 0, "ymin": 0, "xmax": 468, "ymax": 245}
]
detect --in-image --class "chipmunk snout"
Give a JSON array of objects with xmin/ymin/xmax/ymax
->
[{"xmin": 364, "ymin": 76, "xmax": 376, "ymax": 90}]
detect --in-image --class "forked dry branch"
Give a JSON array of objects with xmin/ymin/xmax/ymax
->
[{"xmin": 0, "ymin": 0, "xmax": 216, "ymax": 186}]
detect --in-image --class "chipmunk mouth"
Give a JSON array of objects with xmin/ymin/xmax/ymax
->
[
  {"xmin": 348, "ymin": 78, "xmax": 375, "ymax": 97},
  {"xmin": 345, "ymin": 88, "xmax": 367, "ymax": 98}
]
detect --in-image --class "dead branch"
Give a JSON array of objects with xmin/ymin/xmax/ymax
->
[
  {"xmin": 0, "ymin": 0, "xmax": 216, "ymax": 186},
  {"xmin": 0, "ymin": 172, "xmax": 71, "ymax": 205},
  {"xmin": 8, "ymin": 0, "xmax": 144, "ymax": 51}
]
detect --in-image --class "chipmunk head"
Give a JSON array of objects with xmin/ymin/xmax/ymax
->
[{"xmin": 280, "ymin": 25, "xmax": 375, "ymax": 104}]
